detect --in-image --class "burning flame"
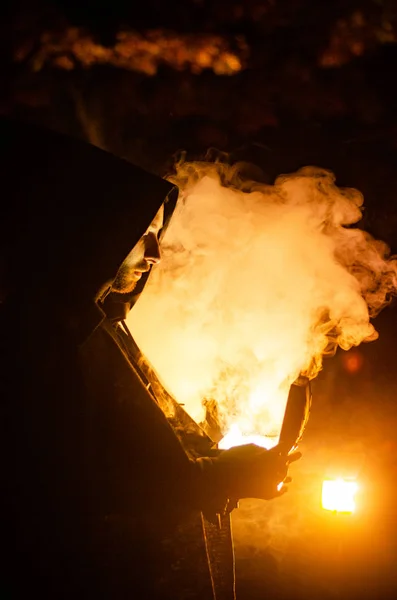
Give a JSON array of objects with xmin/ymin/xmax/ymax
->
[
  {"xmin": 322, "ymin": 478, "xmax": 359, "ymax": 513},
  {"xmin": 127, "ymin": 161, "xmax": 397, "ymax": 446},
  {"xmin": 218, "ymin": 423, "xmax": 275, "ymax": 450}
]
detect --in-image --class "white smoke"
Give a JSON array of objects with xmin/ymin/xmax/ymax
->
[{"xmin": 127, "ymin": 162, "xmax": 397, "ymax": 437}]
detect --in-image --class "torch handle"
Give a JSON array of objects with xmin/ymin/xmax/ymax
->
[{"xmin": 278, "ymin": 377, "xmax": 312, "ymax": 455}]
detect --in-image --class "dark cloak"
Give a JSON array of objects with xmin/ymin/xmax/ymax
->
[{"xmin": 0, "ymin": 118, "xmax": 235, "ymax": 599}]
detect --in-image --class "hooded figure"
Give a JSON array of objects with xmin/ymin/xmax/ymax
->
[{"xmin": 0, "ymin": 118, "xmax": 299, "ymax": 600}]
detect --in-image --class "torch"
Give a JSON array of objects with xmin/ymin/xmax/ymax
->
[
  {"xmin": 276, "ymin": 375, "xmax": 312, "ymax": 456},
  {"xmin": 221, "ymin": 376, "xmax": 312, "ymax": 515}
]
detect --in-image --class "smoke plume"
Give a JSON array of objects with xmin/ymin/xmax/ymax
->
[{"xmin": 127, "ymin": 161, "xmax": 397, "ymax": 441}]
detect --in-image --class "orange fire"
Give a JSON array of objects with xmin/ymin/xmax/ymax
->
[
  {"xmin": 218, "ymin": 424, "xmax": 275, "ymax": 450},
  {"xmin": 128, "ymin": 161, "xmax": 397, "ymax": 445}
]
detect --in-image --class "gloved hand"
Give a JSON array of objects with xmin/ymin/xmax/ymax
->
[
  {"xmin": 195, "ymin": 444, "xmax": 301, "ymax": 515},
  {"xmin": 214, "ymin": 443, "xmax": 301, "ymax": 501}
]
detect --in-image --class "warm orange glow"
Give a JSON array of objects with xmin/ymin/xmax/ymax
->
[
  {"xmin": 23, "ymin": 27, "xmax": 245, "ymax": 75},
  {"xmin": 218, "ymin": 423, "xmax": 276, "ymax": 450},
  {"xmin": 322, "ymin": 478, "xmax": 358, "ymax": 513},
  {"xmin": 129, "ymin": 162, "xmax": 396, "ymax": 445}
]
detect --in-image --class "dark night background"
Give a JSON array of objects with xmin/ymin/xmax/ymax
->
[{"xmin": 2, "ymin": 1, "xmax": 397, "ymax": 599}]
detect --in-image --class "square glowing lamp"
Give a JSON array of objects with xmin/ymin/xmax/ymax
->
[{"xmin": 322, "ymin": 478, "xmax": 359, "ymax": 513}]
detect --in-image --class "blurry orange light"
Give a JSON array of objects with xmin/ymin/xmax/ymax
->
[
  {"xmin": 342, "ymin": 350, "xmax": 364, "ymax": 374},
  {"xmin": 322, "ymin": 478, "xmax": 358, "ymax": 513}
]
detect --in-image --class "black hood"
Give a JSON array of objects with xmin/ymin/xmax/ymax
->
[{"xmin": 0, "ymin": 118, "xmax": 178, "ymax": 340}]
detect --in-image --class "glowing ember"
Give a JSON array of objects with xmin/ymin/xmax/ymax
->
[
  {"xmin": 322, "ymin": 479, "xmax": 358, "ymax": 513},
  {"xmin": 128, "ymin": 162, "xmax": 397, "ymax": 443}
]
